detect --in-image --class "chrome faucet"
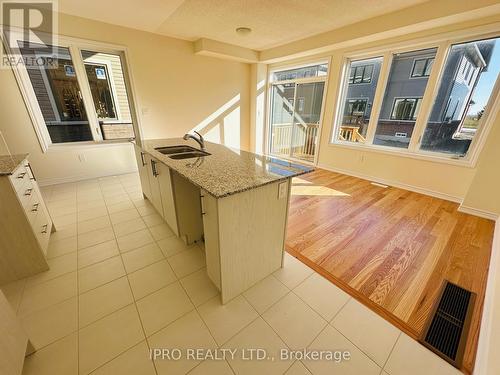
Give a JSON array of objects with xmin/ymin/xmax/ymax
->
[{"xmin": 183, "ymin": 131, "xmax": 205, "ymax": 150}]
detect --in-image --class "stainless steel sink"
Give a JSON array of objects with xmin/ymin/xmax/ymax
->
[
  {"xmin": 155, "ymin": 145, "xmax": 200, "ymax": 154},
  {"xmin": 168, "ymin": 150, "xmax": 211, "ymax": 159}
]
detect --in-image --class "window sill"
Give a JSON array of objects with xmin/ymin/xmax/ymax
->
[
  {"xmin": 327, "ymin": 140, "xmax": 476, "ymax": 168},
  {"xmin": 45, "ymin": 139, "xmax": 134, "ymax": 152}
]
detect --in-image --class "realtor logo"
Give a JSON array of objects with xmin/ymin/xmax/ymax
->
[{"xmin": 1, "ymin": 0, "xmax": 58, "ymax": 69}]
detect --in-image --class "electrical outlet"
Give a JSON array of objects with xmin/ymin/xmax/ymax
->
[{"xmin": 278, "ymin": 181, "xmax": 287, "ymax": 199}]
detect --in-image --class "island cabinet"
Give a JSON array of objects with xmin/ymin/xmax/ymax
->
[
  {"xmin": 137, "ymin": 151, "xmax": 203, "ymax": 244},
  {"xmin": 136, "ymin": 138, "xmax": 313, "ymax": 304},
  {"xmin": 201, "ymin": 179, "xmax": 291, "ymax": 303},
  {"xmin": 0, "ymin": 155, "xmax": 51, "ymax": 285}
]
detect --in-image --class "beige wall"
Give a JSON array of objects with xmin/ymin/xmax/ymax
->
[
  {"xmin": 462, "ymin": 111, "xmax": 500, "ymax": 215},
  {"xmin": 0, "ymin": 12, "xmax": 250, "ymax": 184}
]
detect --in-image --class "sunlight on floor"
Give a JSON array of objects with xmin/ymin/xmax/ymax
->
[{"xmin": 291, "ymin": 178, "xmax": 350, "ymax": 197}]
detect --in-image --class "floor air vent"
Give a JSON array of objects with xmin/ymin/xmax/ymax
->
[{"xmin": 420, "ymin": 281, "xmax": 476, "ymax": 368}]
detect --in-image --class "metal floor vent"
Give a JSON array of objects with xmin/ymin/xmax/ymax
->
[{"xmin": 420, "ymin": 281, "xmax": 476, "ymax": 368}]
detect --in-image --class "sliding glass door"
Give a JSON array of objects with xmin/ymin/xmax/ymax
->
[
  {"xmin": 291, "ymin": 82, "xmax": 325, "ymax": 162},
  {"xmin": 269, "ymin": 63, "xmax": 328, "ymax": 163}
]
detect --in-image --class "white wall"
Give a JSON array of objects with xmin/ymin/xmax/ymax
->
[{"xmin": 0, "ymin": 12, "xmax": 251, "ymax": 185}]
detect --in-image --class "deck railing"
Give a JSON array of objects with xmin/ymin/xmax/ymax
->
[
  {"xmin": 339, "ymin": 125, "xmax": 366, "ymax": 143},
  {"xmin": 271, "ymin": 123, "xmax": 319, "ymax": 161}
]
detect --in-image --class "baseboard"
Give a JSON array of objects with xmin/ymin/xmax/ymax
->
[
  {"xmin": 458, "ymin": 205, "xmax": 499, "ymax": 221},
  {"xmin": 316, "ymin": 163, "xmax": 463, "ymax": 203},
  {"xmin": 37, "ymin": 168, "xmax": 139, "ymax": 187},
  {"xmin": 474, "ymin": 219, "xmax": 500, "ymax": 375}
]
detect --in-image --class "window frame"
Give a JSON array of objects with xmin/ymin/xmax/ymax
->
[
  {"xmin": 410, "ymin": 57, "xmax": 434, "ymax": 78},
  {"xmin": 330, "ymin": 28, "xmax": 500, "ymax": 167},
  {"xmin": 389, "ymin": 97, "xmax": 422, "ymax": 121},
  {"xmin": 348, "ymin": 64, "xmax": 374, "ymax": 84},
  {"xmin": 2, "ymin": 29, "xmax": 143, "ymax": 152}
]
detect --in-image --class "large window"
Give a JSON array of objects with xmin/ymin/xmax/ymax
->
[
  {"xmin": 332, "ymin": 35, "xmax": 499, "ymax": 163},
  {"xmin": 336, "ymin": 57, "xmax": 383, "ymax": 143},
  {"xmin": 420, "ymin": 37, "xmax": 500, "ymax": 156},
  {"xmin": 269, "ymin": 63, "xmax": 328, "ymax": 162},
  {"xmin": 6, "ymin": 33, "xmax": 136, "ymax": 149}
]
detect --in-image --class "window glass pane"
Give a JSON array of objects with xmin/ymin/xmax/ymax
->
[
  {"xmin": 336, "ymin": 57, "xmax": 383, "ymax": 143},
  {"xmin": 81, "ymin": 51, "xmax": 135, "ymax": 140},
  {"xmin": 272, "ymin": 64, "xmax": 328, "ymax": 81},
  {"xmin": 362, "ymin": 65, "xmax": 373, "ymax": 83},
  {"xmin": 373, "ymin": 48, "xmax": 437, "ymax": 148},
  {"xmin": 412, "ymin": 59, "xmax": 426, "ymax": 77},
  {"xmin": 18, "ymin": 43, "xmax": 93, "ymax": 143},
  {"xmin": 420, "ymin": 37, "xmax": 500, "ymax": 156},
  {"xmin": 270, "ymin": 83, "xmax": 295, "ymax": 157},
  {"xmin": 424, "ymin": 58, "xmax": 434, "ymax": 76}
]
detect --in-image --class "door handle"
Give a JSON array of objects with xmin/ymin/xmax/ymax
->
[
  {"xmin": 140, "ymin": 152, "xmax": 146, "ymax": 166},
  {"xmin": 24, "ymin": 188, "xmax": 33, "ymax": 196},
  {"xmin": 31, "ymin": 203, "xmax": 39, "ymax": 212},
  {"xmin": 27, "ymin": 163, "xmax": 37, "ymax": 181},
  {"xmin": 17, "ymin": 172, "xmax": 27, "ymax": 179},
  {"xmin": 41, "ymin": 224, "xmax": 48, "ymax": 234},
  {"xmin": 200, "ymin": 194, "xmax": 206, "ymax": 215},
  {"xmin": 151, "ymin": 160, "xmax": 159, "ymax": 177}
]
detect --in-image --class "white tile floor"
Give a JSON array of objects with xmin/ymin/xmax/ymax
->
[{"xmin": 1, "ymin": 173, "xmax": 464, "ymax": 375}]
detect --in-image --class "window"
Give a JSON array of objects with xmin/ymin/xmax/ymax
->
[
  {"xmin": 18, "ymin": 44, "xmax": 93, "ymax": 143},
  {"xmin": 373, "ymin": 48, "xmax": 437, "ymax": 148},
  {"xmin": 6, "ymin": 33, "xmax": 136, "ymax": 148},
  {"xmin": 335, "ymin": 57, "xmax": 382, "ymax": 143},
  {"xmin": 348, "ymin": 64, "xmax": 373, "ymax": 84},
  {"xmin": 390, "ymin": 98, "xmax": 422, "ymax": 120},
  {"xmin": 81, "ymin": 50, "xmax": 134, "ymax": 140},
  {"xmin": 420, "ymin": 37, "xmax": 500, "ymax": 156},
  {"xmin": 272, "ymin": 63, "xmax": 328, "ymax": 81},
  {"xmin": 269, "ymin": 63, "xmax": 328, "ymax": 162},
  {"xmin": 411, "ymin": 57, "xmax": 434, "ymax": 77},
  {"xmin": 332, "ymin": 34, "xmax": 500, "ymax": 164}
]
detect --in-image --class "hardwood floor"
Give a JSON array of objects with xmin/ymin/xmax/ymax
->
[{"xmin": 286, "ymin": 169, "xmax": 494, "ymax": 374}]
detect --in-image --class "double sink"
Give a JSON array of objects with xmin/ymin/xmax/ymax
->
[{"xmin": 154, "ymin": 145, "xmax": 211, "ymax": 160}]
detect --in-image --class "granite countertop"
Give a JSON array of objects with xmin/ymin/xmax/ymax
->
[
  {"xmin": 139, "ymin": 139, "xmax": 314, "ymax": 198},
  {"xmin": 0, "ymin": 154, "xmax": 29, "ymax": 176}
]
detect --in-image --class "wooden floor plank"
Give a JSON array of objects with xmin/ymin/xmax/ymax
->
[{"xmin": 286, "ymin": 169, "xmax": 494, "ymax": 375}]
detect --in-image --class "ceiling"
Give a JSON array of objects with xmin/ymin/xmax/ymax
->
[{"xmin": 59, "ymin": 0, "xmax": 429, "ymax": 50}]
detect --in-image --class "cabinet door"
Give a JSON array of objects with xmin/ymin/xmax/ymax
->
[
  {"xmin": 201, "ymin": 190, "xmax": 221, "ymax": 289},
  {"xmin": 134, "ymin": 146, "xmax": 152, "ymax": 200},
  {"xmin": 157, "ymin": 163, "xmax": 179, "ymax": 236},
  {"xmin": 145, "ymin": 155, "xmax": 163, "ymax": 216}
]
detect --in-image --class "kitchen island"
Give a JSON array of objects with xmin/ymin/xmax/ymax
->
[{"xmin": 134, "ymin": 139, "xmax": 313, "ymax": 303}]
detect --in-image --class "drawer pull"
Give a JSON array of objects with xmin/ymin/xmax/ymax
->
[
  {"xmin": 24, "ymin": 188, "xmax": 33, "ymax": 196},
  {"xmin": 17, "ymin": 172, "xmax": 27, "ymax": 179},
  {"xmin": 27, "ymin": 163, "xmax": 37, "ymax": 181},
  {"xmin": 31, "ymin": 203, "xmax": 39, "ymax": 212},
  {"xmin": 41, "ymin": 224, "xmax": 48, "ymax": 234}
]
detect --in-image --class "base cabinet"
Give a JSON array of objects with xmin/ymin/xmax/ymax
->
[
  {"xmin": 0, "ymin": 160, "xmax": 50, "ymax": 284},
  {"xmin": 134, "ymin": 145, "xmax": 151, "ymax": 200},
  {"xmin": 156, "ymin": 163, "xmax": 179, "ymax": 236}
]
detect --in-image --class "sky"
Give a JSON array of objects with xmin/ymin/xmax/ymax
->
[{"xmin": 468, "ymin": 38, "xmax": 500, "ymax": 115}]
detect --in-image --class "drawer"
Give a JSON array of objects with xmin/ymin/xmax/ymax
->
[{"xmin": 9, "ymin": 163, "xmax": 30, "ymax": 193}]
